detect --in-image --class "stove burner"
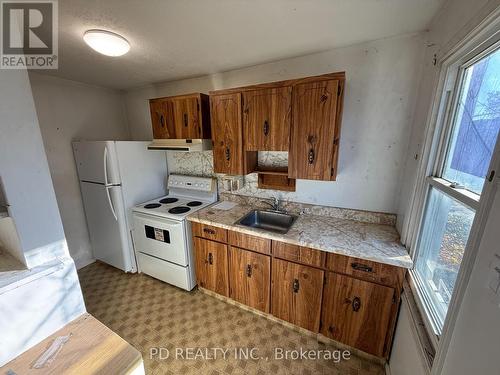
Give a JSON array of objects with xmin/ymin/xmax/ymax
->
[
  {"xmin": 144, "ymin": 203, "xmax": 161, "ymax": 209},
  {"xmin": 168, "ymin": 206, "xmax": 191, "ymax": 214},
  {"xmin": 187, "ymin": 201, "xmax": 203, "ymax": 207},
  {"xmin": 160, "ymin": 197, "xmax": 179, "ymax": 204}
]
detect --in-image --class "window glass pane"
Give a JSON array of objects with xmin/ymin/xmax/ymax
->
[
  {"xmin": 442, "ymin": 47, "xmax": 500, "ymax": 194},
  {"xmin": 415, "ymin": 187, "xmax": 475, "ymax": 331}
]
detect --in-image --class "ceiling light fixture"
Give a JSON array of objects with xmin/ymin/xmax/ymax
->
[{"xmin": 83, "ymin": 29, "xmax": 130, "ymax": 57}]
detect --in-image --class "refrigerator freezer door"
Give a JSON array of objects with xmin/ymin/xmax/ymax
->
[
  {"xmin": 80, "ymin": 182, "xmax": 135, "ymax": 272},
  {"xmin": 72, "ymin": 141, "xmax": 121, "ymax": 185}
]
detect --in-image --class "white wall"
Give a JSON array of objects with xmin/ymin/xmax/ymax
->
[
  {"xmin": 28, "ymin": 73, "xmax": 131, "ymax": 268},
  {"xmin": 124, "ymin": 33, "xmax": 425, "ymax": 214},
  {"xmin": 0, "ymin": 69, "xmax": 67, "ymax": 268},
  {"xmin": 440, "ymin": 180, "xmax": 500, "ymax": 374}
]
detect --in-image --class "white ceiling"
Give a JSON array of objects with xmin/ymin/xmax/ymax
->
[{"xmin": 41, "ymin": 0, "xmax": 445, "ymax": 90}]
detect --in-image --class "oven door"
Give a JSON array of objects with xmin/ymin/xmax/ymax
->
[{"xmin": 132, "ymin": 212, "xmax": 188, "ymax": 266}]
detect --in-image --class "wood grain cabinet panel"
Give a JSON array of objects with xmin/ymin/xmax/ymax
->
[
  {"xmin": 228, "ymin": 230, "xmax": 271, "ymax": 255},
  {"xmin": 320, "ymin": 272, "xmax": 394, "ymax": 357},
  {"xmin": 229, "ymin": 247, "xmax": 271, "ymax": 312},
  {"xmin": 210, "ymin": 93, "xmax": 245, "ymax": 174},
  {"xmin": 193, "ymin": 237, "xmax": 229, "ymax": 296},
  {"xmin": 325, "ymin": 253, "xmax": 405, "ymax": 288},
  {"xmin": 171, "ymin": 97, "xmax": 201, "ymax": 139},
  {"xmin": 272, "ymin": 241, "xmax": 325, "ymax": 268},
  {"xmin": 242, "ymin": 87, "xmax": 292, "ymax": 151},
  {"xmin": 289, "ymin": 80, "xmax": 340, "ymax": 180},
  {"xmin": 192, "ymin": 222, "xmax": 228, "ymax": 243},
  {"xmin": 150, "ymin": 99, "xmax": 175, "ymax": 139},
  {"xmin": 271, "ymin": 258, "xmax": 324, "ymax": 332}
]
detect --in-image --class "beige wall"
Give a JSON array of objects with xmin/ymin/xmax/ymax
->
[{"xmin": 29, "ymin": 73, "xmax": 131, "ymax": 268}]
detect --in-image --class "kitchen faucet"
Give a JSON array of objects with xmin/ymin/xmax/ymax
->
[{"xmin": 264, "ymin": 196, "xmax": 284, "ymax": 212}]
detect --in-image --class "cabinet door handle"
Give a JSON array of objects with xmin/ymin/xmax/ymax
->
[
  {"xmin": 246, "ymin": 264, "xmax": 252, "ymax": 277},
  {"xmin": 308, "ymin": 149, "xmax": 315, "ymax": 164},
  {"xmin": 263, "ymin": 120, "xmax": 269, "ymax": 136},
  {"xmin": 225, "ymin": 147, "xmax": 231, "ymax": 161},
  {"xmin": 183, "ymin": 113, "xmax": 188, "ymax": 127},
  {"xmin": 203, "ymin": 228, "xmax": 215, "ymax": 235},
  {"xmin": 208, "ymin": 252, "xmax": 213, "ymax": 265},
  {"xmin": 293, "ymin": 278, "xmax": 300, "ymax": 293},
  {"xmin": 351, "ymin": 263, "xmax": 373, "ymax": 273},
  {"xmin": 159, "ymin": 114, "xmax": 165, "ymax": 128},
  {"xmin": 352, "ymin": 296, "xmax": 361, "ymax": 312}
]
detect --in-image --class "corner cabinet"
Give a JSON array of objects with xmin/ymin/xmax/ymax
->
[
  {"xmin": 149, "ymin": 93, "xmax": 210, "ymax": 140},
  {"xmin": 209, "ymin": 72, "xmax": 345, "ymax": 181},
  {"xmin": 191, "ymin": 222, "xmax": 406, "ymax": 359}
]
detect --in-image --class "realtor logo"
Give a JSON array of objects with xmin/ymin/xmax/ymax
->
[{"xmin": 1, "ymin": 0, "xmax": 58, "ymax": 69}]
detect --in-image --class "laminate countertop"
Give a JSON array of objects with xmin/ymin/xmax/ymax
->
[{"xmin": 187, "ymin": 201, "xmax": 413, "ymax": 269}]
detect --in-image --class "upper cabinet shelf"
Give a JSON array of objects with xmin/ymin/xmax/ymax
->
[
  {"xmin": 149, "ymin": 93, "xmax": 211, "ymax": 140},
  {"xmin": 209, "ymin": 72, "xmax": 345, "ymax": 181}
]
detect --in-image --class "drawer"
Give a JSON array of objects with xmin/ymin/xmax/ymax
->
[
  {"xmin": 191, "ymin": 222, "xmax": 227, "ymax": 243},
  {"xmin": 325, "ymin": 253, "xmax": 405, "ymax": 288},
  {"xmin": 272, "ymin": 241, "xmax": 325, "ymax": 268},
  {"xmin": 228, "ymin": 230, "xmax": 271, "ymax": 255}
]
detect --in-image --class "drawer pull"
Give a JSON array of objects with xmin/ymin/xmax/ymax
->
[
  {"xmin": 225, "ymin": 147, "xmax": 231, "ymax": 161},
  {"xmin": 203, "ymin": 228, "xmax": 216, "ymax": 235},
  {"xmin": 183, "ymin": 113, "xmax": 188, "ymax": 127},
  {"xmin": 208, "ymin": 252, "xmax": 213, "ymax": 265},
  {"xmin": 308, "ymin": 148, "xmax": 315, "ymax": 164},
  {"xmin": 293, "ymin": 278, "xmax": 300, "ymax": 293},
  {"xmin": 352, "ymin": 296, "xmax": 361, "ymax": 312},
  {"xmin": 351, "ymin": 262, "xmax": 373, "ymax": 273},
  {"xmin": 246, "ymin": 264, "xmax": 252, "ymax": 277}
]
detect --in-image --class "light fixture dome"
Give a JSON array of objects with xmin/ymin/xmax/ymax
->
[{"xmin": 83, "ymin": 29, "xmax": 130, "ymax": 57}]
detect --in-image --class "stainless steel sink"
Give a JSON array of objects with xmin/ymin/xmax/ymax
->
[{"xmin": 236, "ymin": 210, "xmax": 297, "ymax": 234}]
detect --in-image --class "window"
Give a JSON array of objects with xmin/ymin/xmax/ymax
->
[{"xmin": 413, "ymin": 46, "xmax": 500, "ymax": 334}]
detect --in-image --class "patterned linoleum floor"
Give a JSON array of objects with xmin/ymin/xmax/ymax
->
[{"xmin": 78, "ymin": 262, "xmax": 385, "ymax": 375}]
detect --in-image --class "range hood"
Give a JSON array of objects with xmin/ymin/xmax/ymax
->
[{"xmin": 148, "ymin": 139, "xmax": 212, "ymax": 152}]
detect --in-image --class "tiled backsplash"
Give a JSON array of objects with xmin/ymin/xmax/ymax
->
[{"xmin": 166, "ymin": 150, "xmax": 397, "ymax": 226}]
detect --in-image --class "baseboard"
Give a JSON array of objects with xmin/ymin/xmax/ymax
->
[{"xmin": 74, "ymin": 256, "xmax": 95, "ymax": 270}]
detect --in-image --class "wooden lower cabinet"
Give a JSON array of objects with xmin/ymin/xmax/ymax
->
[
  {"xmin": 271, "ymin": 258, "xmax": 324, "ymax": 332},
  {"xmin": 193, "ymin": 237, "xmax": 229, "ymax": 297},
  {"xmin": 320, "ymin": 272, "xmax": 395, "ymax": 357},
  {"xmin": 228, "ymin": 246, "xmax": 271, "ymax": 313}
]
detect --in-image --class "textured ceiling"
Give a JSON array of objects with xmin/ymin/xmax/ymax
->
[{"xmin": 39, "ymin": 0, "xmax": 445, "ymax": 89}]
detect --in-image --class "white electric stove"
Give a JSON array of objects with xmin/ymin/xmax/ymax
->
[{"xmin": 131, "ymin": 174, "xmax": 217, "ymax": 290}]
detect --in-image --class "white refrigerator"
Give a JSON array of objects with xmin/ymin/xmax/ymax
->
[{"xmin": 73, "ymin": 141, "xmax": 167, "ymax": 272}]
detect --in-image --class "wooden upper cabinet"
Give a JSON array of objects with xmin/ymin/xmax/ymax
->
[
  {"xmin": 320, "ymin": 272, "xmax": 394, "ymax": 357},
  {"xmin": 150, "ymin": 99, "xmax": 175, "ymax": 139},
  {"xmin": 210, "ymin": 93, "xmax": 245, "ymax": 175},
  {"xmin": 289, "ymin": 79, "xmax": 342, "ymax": 180},
  {"xmin": 149, "ymin": 93, "xmax": 210, "ymax": 140},
  {"xmin": 242, "ymin": 87, "xmax": 292, "ymax": 151},
  {"xmin": 271, "ymin": 258, "xmax": 324, "ymax": 332},
  {"xmin": 229, "ymin": 247, "xmax": 271, "ymax": 313}
]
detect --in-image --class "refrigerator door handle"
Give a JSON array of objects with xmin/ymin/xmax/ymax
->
[
  {"xmin": 105, "ymin": 186, "xmax": 118, "ymax": 221},
  {"xmin": 103, "ymin": 146, "xmax": 111, "ymax": 187}
]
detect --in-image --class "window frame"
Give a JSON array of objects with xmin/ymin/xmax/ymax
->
[{"xmin": 403, "ymin": 12, "xmax": 500, "ymax": 356}]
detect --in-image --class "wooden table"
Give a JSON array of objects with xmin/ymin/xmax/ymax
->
[{"xmin": 1, "ymin": 313, "xmax": 144, "ymax": 374}]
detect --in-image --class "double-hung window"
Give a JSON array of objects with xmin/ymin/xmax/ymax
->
[{"xmin": 412, "ymin": 44, "xmax": 500, "ymax": 335}]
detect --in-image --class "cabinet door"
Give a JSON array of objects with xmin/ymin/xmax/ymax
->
[
  {"xmin": 320, "ymin": 273, "xmax": 394, "ymax": 357},
  {"xmin": 193, "ymin": 237, "xmax": 229, "ymax": 296},
  {"xmin": 150, "ymin": 99, "xmax": 175, "ymax": 139},
  {"xmin": 289, "ymin": 80, "xmax": 339, "ymax": 180},
  {"xmin": 229, "ymin": 247, "xmax": 271, "ymax": 313},
  {"xmin": 210, "ymin": 93, "xmax": 244, "ymax": 174},
  {"xmin": 242, "ymin": 87, "xmax": 291, "ymax": 151},
  {"xmin": 172, "ymin": 97, "xmax": 201, "ymax": 139},
  {"xmin": 271, "ymin": 258, "xmax": 324, "ymax": 332}
]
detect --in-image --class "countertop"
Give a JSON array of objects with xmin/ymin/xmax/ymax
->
[{"xmin": 187, "ymin": 202, "xmax": 413, "ymax": 269}]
